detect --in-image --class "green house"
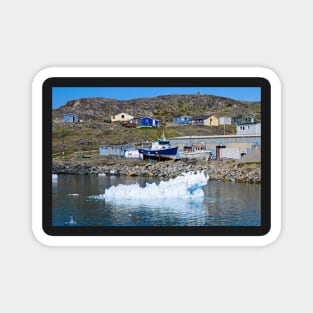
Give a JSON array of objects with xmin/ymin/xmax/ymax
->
[{"xmin": 231, "ymin": 116, "xmax": 256, "ymax": 125}]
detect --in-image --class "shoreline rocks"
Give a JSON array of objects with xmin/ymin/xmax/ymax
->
[{"xmin": 52, "ymin": 159, "xmax": 261, "ymax": 184}]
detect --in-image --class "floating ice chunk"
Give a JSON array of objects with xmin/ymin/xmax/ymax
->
[
  {"xmin": 98, "ymin": 173, "xmax": 106, "ymax": 176},
  {"xmin": 64, "ymin": 216, "xmax": 77, "ymax": 225},
  {"xmin": 52, "ymin": 174, "xmax": 58, "ymax": 183},
  {"xmin": 96, "ymin": 171, "xmax": 209, "ymax": 201},
  {"xmin": 68, "ymin": 193, "xmax": 79, "ymax": 197}
]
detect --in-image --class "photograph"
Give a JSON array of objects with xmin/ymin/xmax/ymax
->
[{"xmin": 51, "ymin": 86, "xmax": 262, "ymax": 228}]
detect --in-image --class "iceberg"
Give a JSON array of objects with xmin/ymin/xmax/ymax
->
[{"xmin": 96, "ymin": 171, "xmax": 209, "ymax": 201}]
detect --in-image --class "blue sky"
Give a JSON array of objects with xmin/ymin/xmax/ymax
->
[{"xmin": 52, "ymin": 87, "xmax": 261, "ymax": 109}]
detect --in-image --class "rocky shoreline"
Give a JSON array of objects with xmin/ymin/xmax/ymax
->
[{"xmin": 52, "ymin": 159, "xmax": 261, "ymax": 184}]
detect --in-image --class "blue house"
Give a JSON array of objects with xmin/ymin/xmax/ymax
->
[
  {"xmin": 172, "ymin": 115, "xmax": 191, "ymax": 125},
  {"xmin": 137, "ymin": 116, "xmax": 159, "ymax": 128},
  {"xmin": 63, "ymin": 114, "xmax": 79, "ymax": 123}
]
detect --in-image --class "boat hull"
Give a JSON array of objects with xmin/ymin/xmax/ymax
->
[{"xmin": 138, "ymin": 147, "xmax": 178, "ymax": 161}]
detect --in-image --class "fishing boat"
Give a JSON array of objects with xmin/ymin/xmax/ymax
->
[
  {"xmin": 180, "ymin": 144, "xmax": 213, "ymax": 161},
  {"xmin": 138, "ymin": 133, "xmax": 178, "ymax": 161}
]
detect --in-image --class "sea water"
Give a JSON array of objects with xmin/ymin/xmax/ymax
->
[{"xmin": 52, "ymin": 173, "xmax": 261, "ymax": 226}]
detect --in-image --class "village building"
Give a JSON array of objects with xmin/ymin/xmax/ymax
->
[
  {"xmin": 63, "ymin": 113, "xmax": 79, "ymax": 123},
  {"xmin": 232, "ymin": 115, "xmax": 256, "ymax": 125},
  {"xmin": 190, "ymin": 115, "xmax": 219, "ymax": 126},
  {"xmin": 99, "ymin": 144, "xmax": 136, "ymax": 157},
  {"xmin": 111, "ymin": 112, "xmax": 134, "ymax": 122},
  {"xmin": 136, "ymin": 116, "xmax": 159, "ymax": 128},
  {"xmin": 172, "ymin": 115, "xmax": 192, "ymax": 125},
  {"xmin": 236, "ymin": 122, "xmax": 261, "ymax": 136},
  {"xmin": 122, "ymin": 116, "xmax": 160, "ymax": 128},
  {"xmin": 170, "ymin": 134, "xmax": 261, "ymax": 160},
  {"xmin": 218, "ymin": 116, "xmax": 232, "ymax": 125}
]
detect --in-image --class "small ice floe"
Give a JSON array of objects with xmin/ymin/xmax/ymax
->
[
  {"xmin": 64, "ymin": 216, "xmax": 77, "ymax": 225},
  {"xmin": 52, "ymin": 174, "xmax": 58, "ymax": 181},
  {"xmin": 98, "ymin": 173, "xmax": 106, "ymax": 176},
  {"xmin": 68, "ymin": 193, "xmax": 79, "ymax": 197}
]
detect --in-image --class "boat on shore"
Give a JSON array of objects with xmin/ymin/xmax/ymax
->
[
  {"xmin": 138, "ymin": 134, "xmax": 178, "ymax": 161},
  {"xmin": 180, "ymin": 144, "xmax": 213, "ymax": 161}
]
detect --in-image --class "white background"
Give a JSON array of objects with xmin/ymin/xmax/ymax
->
[{"xmin": 0, "ymin": 1, "xmax": 310, "ymax": 312}]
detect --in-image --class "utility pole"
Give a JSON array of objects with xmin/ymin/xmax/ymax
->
[{"xmin": 62, "ymin": 123, "xmax": 65, "ymax": 158}]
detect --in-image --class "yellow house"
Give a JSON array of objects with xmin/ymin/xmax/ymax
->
[
  {"xmin": 111, "ymin": 112, "xmax": 134, "ymax": 122},
  {"xmin": 191, "ymin": 115, "xmax": 219, "ymax": 126}
]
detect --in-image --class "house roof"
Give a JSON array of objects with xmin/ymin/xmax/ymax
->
[
  {"xmin": 139, "ymin": 116, "xmax": 159, "ymax": 121},
  {"xmin": 115, "ymin": 112, "xmax": 133, "ymax": 115},
  {"xmin": 236, "ymin": 122, "xmax": 261, "ymax": 126},
  {"xmin": 191, "ymin": 115, "xmax": 214, "ymax": 120},
  {"xmin": 64, "ymin": 113, "xmax": 78, "ymax": 116},
  {"xmin": 232, "ymin": 115, "xmax": 254, "ymax": 119},
  {"xmin": 174, "ymin": 115, "xmax": 191, "ymax": 118}
]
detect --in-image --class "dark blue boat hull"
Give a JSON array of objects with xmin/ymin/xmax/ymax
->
[{"xmin": 138, "ymin": 147, "xmax": 178, "ymax": 161}]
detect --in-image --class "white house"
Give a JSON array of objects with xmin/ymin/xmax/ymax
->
[
  {"xmin": 218, "ymin": 116, "xmax": 232, "ymax": 125},
  {"xmin": 236, "ymin": 122, "xmax": 261, "ymax": 135},
  {"xmin": 111, "ymin": 112, "xmax": 134, "ymax": 122}
]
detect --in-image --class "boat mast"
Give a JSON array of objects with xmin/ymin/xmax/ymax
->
[{"xmin": 162, "ymin": 129, "xmax": 166, "ymax": 140}]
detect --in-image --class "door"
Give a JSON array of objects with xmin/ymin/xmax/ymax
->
[{"xmin": 216, "ymin": 146, "xmax": 226, "ymax": 159}]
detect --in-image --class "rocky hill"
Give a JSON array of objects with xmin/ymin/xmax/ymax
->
[
  {"xmin": 53, "ymin": 94, "xmax": 261, "ymax": 122},
  {"xmin": 52, "ymin": 94, "xmax": 261, "ymax": 157}
]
